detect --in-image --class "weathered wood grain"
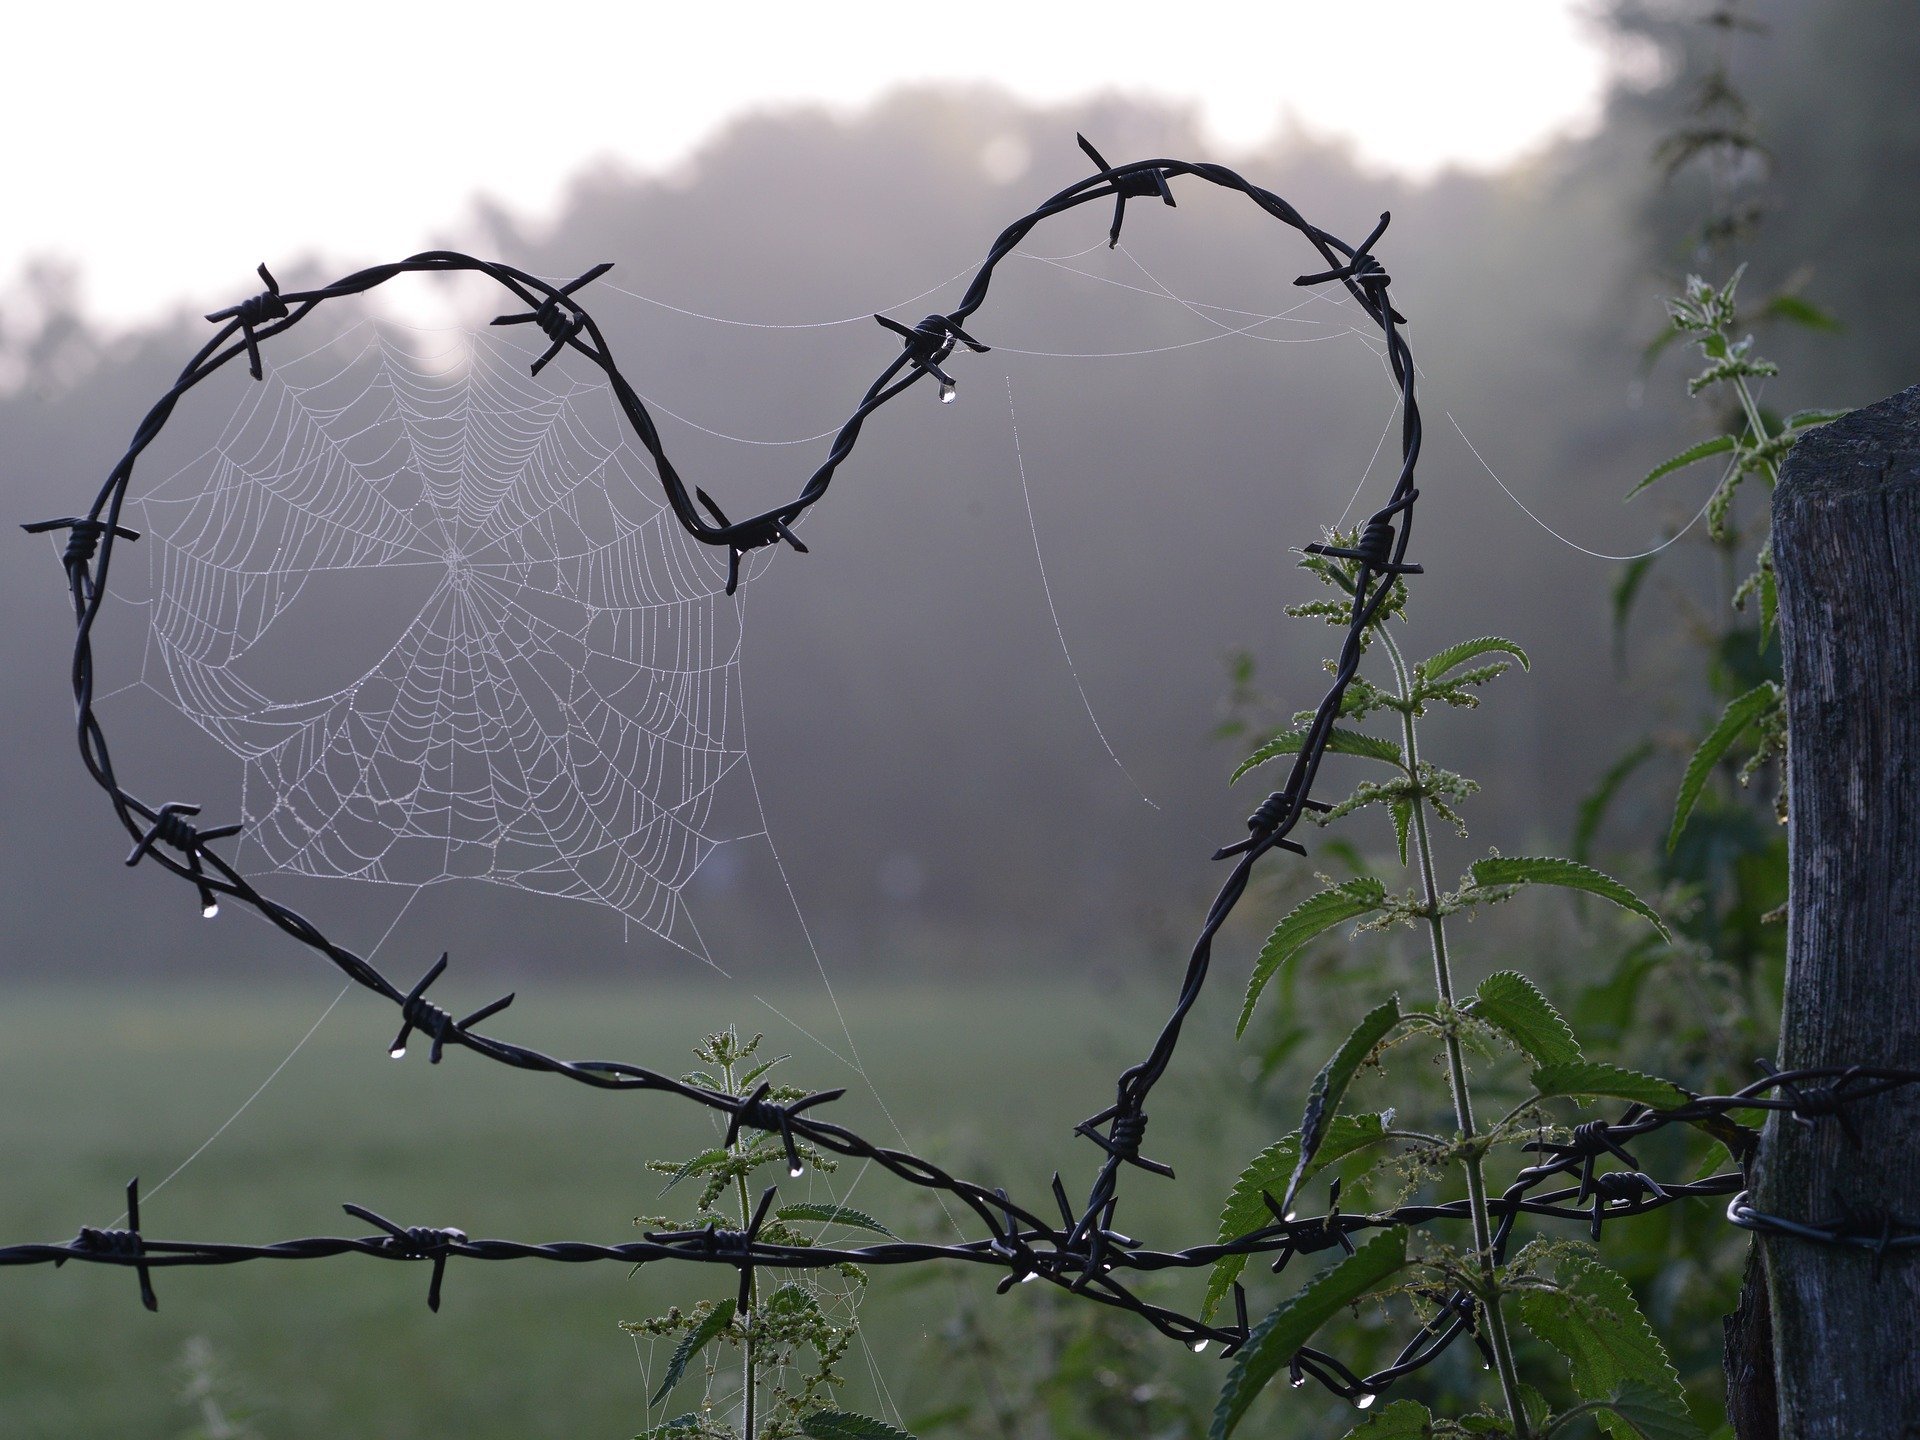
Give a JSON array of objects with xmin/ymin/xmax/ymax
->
[{"xmin": 1752, "ymin": 383, "xmax": 1920, "ymax": 1437}]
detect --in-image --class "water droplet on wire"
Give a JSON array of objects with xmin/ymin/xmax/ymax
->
[{"xmin": 939, "ymin": 380, "xmax": 957, "ymax": 404}]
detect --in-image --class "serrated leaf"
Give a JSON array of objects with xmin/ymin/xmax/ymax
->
[
  {"xmin": 637, "ymin": 1414, "xmax": 703, "ymax": 1439},
  {"xmin": 1595, "ymin": 1381, "xmax": 1709, "ymax": 1440},
  {"xmin": 1240, "ymin": 880, "xmax": 1387, "ymax": 1037},
  {"xmin": 1573, "ymin": 741, "xmax": 1655, "ymax": 864},
  {"xmin": 1418, "ymin": 636, "xmax": 1530, "ymax": 682},
  {"xmin": 1233, "ymin": 726, "xmax": 1405, "ymax": 783},
  {"xmin": 775, "ymin": 1203, "xmax": 895, "ymax": 1238},
  {"xmin": 1391, "ymin": 798, "xmax": 1412, "ymax": 867},
  {"xmin": 1203, "ymin": 1115, "xmax": 1391, "ymax": 1319},
  {"xmin": 1473, "ymin": 971, "xmax": 1583, "ymax": 1068},
  {"xmin": 1785, "ymin": 407, "xmax": 1848, "ymax": 429},
  {"xmin": 651, "ymin": 1299, "xmax": 735, "ymax": 1405},
  {"xmin": 738, "ymin": 1054, "xmax": 791, "ymax": 1090},
  {"xmin": 1286, "ymin": 999, "xmax": 1401, "ymax": 1213},
  {"xmin": 1628, "ymin": 434, "xmax": 1737, "ymax": 497},
  {"xmin": 1342, "ymin": 1399, "xmax": 1433, "ymax": 1437},
  {"xmin": 1467, "ymin": 856, "xmax": 1668, "ymax": 940},
  {"xmin": 1760, "ymin": 294, "xmax": 1841, "ymax": 333},
  {"xmin": 1669, "ymin": 682, "xmax": 1779, "ymax": 851},
  {"xmin": 657, "ymin": 1147, "xmax": 731, "ymax": 1195},
  {"xmin": 801, "ymin": 1413, "xmax": 918, "ymax": 1440},
  {"xmin": 1513, "ymin": 1258, "xmax": 1697, "ymax": 1440},
  {"xmin": 763, "ymin": 1281, "xmax": 823, "ymax": 1320},
  {"xmin": 1611, "ymin": 554, "xmax": 1655, "ymax": 664},
  {"xmin": 1212, "ymin": 1230, "xmax": 1407, "ymax": 1440},
  {"xmin": 1531, "ymin": 1061, "xmax": 1689, "ymax": 1111}
]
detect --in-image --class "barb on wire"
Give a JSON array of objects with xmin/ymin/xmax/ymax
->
[
  {"xmin": 21, "ymin": 516, "xmax": 139, "ymax": 582},
  {"xmin": 385, "ymin": 953, "xmax": 516, "ymax": 1064},
  {"xmin": 1075, "ymin": 133, "xmax": 1176, "ymax": 248},
  {"xmin": 123, "ymin": 802, "xmax": 243, "ymax": 918},
  {"xmin": 204, "ymin": 264, "xmax": 287, "ymax": 381}
]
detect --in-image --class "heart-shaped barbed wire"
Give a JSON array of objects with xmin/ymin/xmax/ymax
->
[{"xmin": 24, "ymin": 137, "xmax": 1900, "ymax": 1406}]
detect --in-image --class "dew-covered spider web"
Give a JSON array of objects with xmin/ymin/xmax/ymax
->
[
  {"xmin": 82, "ymin": 236, "xmax": 1430, "ymax": 1435},
  {"xmin": 125, "ymin": 319, "xmax": 769, "ymax": 957}
]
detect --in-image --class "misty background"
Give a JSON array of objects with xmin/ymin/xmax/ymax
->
[{"xmin": 2, "ymin": 0, "xmax": 1916, "ymax": 996}]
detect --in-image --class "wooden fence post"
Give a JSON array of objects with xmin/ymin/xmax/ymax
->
[{"xmin": 1746, "ymin": 383, "xmax": 1920, "ymax": 1436}]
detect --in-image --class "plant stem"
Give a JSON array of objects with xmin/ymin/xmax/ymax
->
[
  {"xmin": 1729, "ymin": 370, "xmax": 1779, "ymax": 487},
  {"xmin": 1381, "ymin": 630, "xmax": 1530, "ymax": 1437},
  {"xmin": 724, "ymin": 1050, "xmax": 757, "ymax": 1440}
]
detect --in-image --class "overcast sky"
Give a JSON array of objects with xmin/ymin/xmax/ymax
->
[{"xmin": 9, "ymin": 1, "xmax": 1619, "ymax": 325}]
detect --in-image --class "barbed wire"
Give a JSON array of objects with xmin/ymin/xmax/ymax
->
[
  {"xmin": 10, "ymin": 1070, "xmax": 1915, "ymax": 1396},
  {"xmin": 13, "ymin": 136, "xmax": 1908, "ymax": 1410}
]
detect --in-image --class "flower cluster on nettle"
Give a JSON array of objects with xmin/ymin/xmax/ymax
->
[{"xmin": 624, "ymin": 1029, "xmax": 901, "ymax": 1440}]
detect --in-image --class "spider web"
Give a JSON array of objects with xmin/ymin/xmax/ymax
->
[{"xmin": 124, "ymin": 319, "xmax": 767, "ymax": 956}]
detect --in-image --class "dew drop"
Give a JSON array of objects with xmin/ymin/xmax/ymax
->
[
  {"xmin": 389, "ymin": 1046, "xmax": 407, "ymax": 1060},
  {"xmin": 938, "ymin": 381, "xmax": 957, "ymax": 404},
  {"xmin": 1356, "ymin": 1393, "xmax": 1377, "ymax": 1411},
  {"xmin": 1190, "ymin": 1339, "xmax": 1210, "ymax": 1354},
  {"xmin": 788, "ymin": 1164, "xmax": 804, "ymax": 1179},
  {"xmin": 201, "ymin": 902, "xmax": 220, "ymax": 919},
  {"xmin": 1284, "ymin": 1210, "xmax": 1298, "ymax": 1223},
  {"xmin": 1019, "ymin": 1270, "xmax": 1040, "ymax": 1283},
  {"xmin": 1290, "ymin": 1375, "xmax": 1307, "ymax": 1390}
]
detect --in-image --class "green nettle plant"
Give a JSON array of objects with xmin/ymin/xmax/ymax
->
[
  {"xmin": 623, "ymin": 1029, "xmax": 903, "ymax": 1440},
  {"xmin": 1631, "ymin": 266, "xmax": 1842, "ymax": 848},
  {"xmin": 1205, "ymin": 539, "xmax": 1712, "ymax": 1440}
]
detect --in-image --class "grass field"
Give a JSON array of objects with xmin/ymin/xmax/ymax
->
[{"xmin": 1, "ymin": 972, "xmax": 1271, "ymax": 1439}]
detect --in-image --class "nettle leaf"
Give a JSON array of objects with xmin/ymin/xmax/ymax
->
[
  {"xmin": 1590, "ymin": 1380, "xmax": 1709, "ymax": 1440},
  {"xmin": 1286, "ymin": 999, "xmax": 1401, "ymax": 1213},
  {"xmin": 1513, "ymin": 1258, "xmax": 1697, "ymax": 1440},
  {"xmin": 1417, "ymin": 636, "xmax": 1530, "ymax": 683},
  {"xmin": 1573, "ymin": 741, "xmax": 1655, "ymax": 866},
  {"xmin": 1472, "ymin": 971, "xmax": 1583, "ymax": 1068},
  {"xmin": 801, "ymin": 1413, "xmax": 918, "ymax": 1440},
  {"xmin": 1241, "ymin": 879, "xmax": 1388, "ymax": 1037},
  {"xmin": 1761, "ymin": 294, "xmax": 1842, "ymax": 333},
  {"xmin": 1204, "ymin": 1115, "xmax": 1391, "ymax": 1319},
  {"xmin": 738, "ymin": 1054, "xmax": 791, "ymax": 1091},
  {"xmin": 651, "ymin": 1298, "xmax": 736, "ymax": 1404},
  {"xmin": 1390, "ymin": 798, "xmax": 1412, "ymax": 867},
  {"xmin": 1212, "ymin": 1230, "xmax": 1408, "ymax": 1440},
  {"xmin": 1466, "ymin": 856, "xmax": 1668, "ymax": 940},
  {"xmin": 1610, "ymin": 553, "xmax": 1655, "ymax": 664},
  {"xmin": 1531, "ymin": 1061, "xmax": 1689, "ymax": 1112},
  {"xmin": 764, "ymin": 1281, "xmax": 823, "ymax": 1322},
  {"xmin": 1233, "ymin": 726, "xmax": 1406, "ymax": 783},
  {"xmin": 656, "ymin": 1147, "xmax": 731, "ymax": 1194},
  {"xmin": 776, "ymin": 1203, "xmax": 896, "ymax": 1238},
  {"xmin": 1668, "ymin": 682, "xmax": 1780, "ymax": 851},
  {"xmin": 1627, "ymin": 434, "xmax": 1737, "ymax": 498},
  {"xmin": 638, "ymin": 1415, "xmax": 704, "ymax": 1439},
  {"xmin": 1342, "ymin": 1399, "xmax": 1434, "ymax": 1437},
  {"xmin": 1785, "ymin": 406, "xmax": 1848, "ymax": 429}
]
